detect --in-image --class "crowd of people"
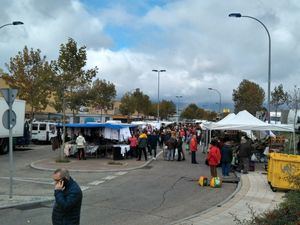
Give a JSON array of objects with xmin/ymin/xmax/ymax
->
[{"xmin": 126, "ymin": 123, "xmax": 257, "ymax": 178}]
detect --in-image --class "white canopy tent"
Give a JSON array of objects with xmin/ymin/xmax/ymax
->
[
  {"xmin": 204, "ymin": 110, "xmax": 294, "ymax": 132},
  {"xmin": 203, "ymin": 110, "xmax": 296, "ymax": 154}
]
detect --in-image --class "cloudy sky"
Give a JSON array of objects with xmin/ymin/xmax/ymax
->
[{"xmin": 0, "ymin": 0, "xmax": 299, "ymax": 110}]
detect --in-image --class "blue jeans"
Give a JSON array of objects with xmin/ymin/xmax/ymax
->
[{"xmin": 222, "ymin": 162, "xmax": 231, "ymax": 176}]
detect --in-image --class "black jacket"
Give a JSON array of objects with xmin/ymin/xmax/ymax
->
[
  {"xmin": 221, "ymin": 144, "xmax": 232, "ymax": 163},
  {"xmin": 148, "ymin": 134, "xmax": 159, "ymax": 148},
  {"xmin": 238, "ymin": 141, "xmax": 252, "ymax": 158},
  {"xmin": 52, "ymin": 177, "xmax": 82, "ymax": 225}
]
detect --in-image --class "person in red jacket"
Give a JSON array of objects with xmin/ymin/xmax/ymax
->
[
  {"xmin": 190, "ymin": 134, "xmax": 198, "ymax": 164},
  {"xmin": 207, "ymin": 139, "xmax": 221, "ymax": 177}
]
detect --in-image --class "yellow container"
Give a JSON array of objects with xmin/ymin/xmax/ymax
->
[{"xmin": 267, "ymin": 153, "xmax": 300, "ymax": 191}]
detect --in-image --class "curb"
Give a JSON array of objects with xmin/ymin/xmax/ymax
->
[
  {"xmin": 30, "ymin": 151, "xmax": 163, "ymax": 173},
  {"xmin": 0, "ymin": 196, "xmax": 54, "ymax": 210},
  {"xmin": 169, "ymin": 173, "xmax": 242, "ymax": 225}
]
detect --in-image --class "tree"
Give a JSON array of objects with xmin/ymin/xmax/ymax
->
[
  {"xmin": 287, "ymin": 86, "xmax": 300, "ymax": 154},
  {"xmin": 52, "ymin": 38, "xmax": 97, "ymax": 114},
  {"xmin": 271, "ymin": 84, "xmax": 288, "ymax": 118},
  {"xmin": 181, "ymin": 104, "xmax": 201, "ymax": 119},
  {"xmin": 159, "ymin": 100, "xmax": 176, "ymax": 120},
  {"xmin": 233, "ymin": 79, "xmax": 265, "ymax": 115},
  {"xmin": 2, "ymin": 46, "xmax": 54, "ymax": 121},
  {"xmin": 52, "ymin": 38, "xmax": 97, "ymax": 160},
  {"xmin": 119, "ymin": 92, "xmax": 135, "ymax": 116},
  {"xmin": 89, "ymin": 79, "xmax": 116, "ymax": 117},
  {"xmin": 119, "ymin": 89, "xmax": 152, "ymax": 118},
  {"xmin": 132, "ymin": 89, "xmax": 152, "ymax": 117}
]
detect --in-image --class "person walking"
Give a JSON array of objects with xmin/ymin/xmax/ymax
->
[
  {"xmin": 207, "ymin": 139, "xmax": 221, "ymax": 177},
  {"xmin": 76, "ymin": 133, "xmax": 86, "ymax": 160},
  {"xmin": 137, "ymin": 131, "xmax": 148, "ymax": 161},
  {"xmin": 238, "ymin": 136, "xmax": 252, "ymax": 174},
  {"xmin": 52, "ymin": 168, "xmax": 82, "ymax": 225},
  {"xmin": 221, "ymin": 139, "xmax": 233, "ymax": 177},
  {"xmin": 165, "ymin": 132, "xmax": 177, "ymax": 161},
  {"xmin": 177, "ymin": 135, "xmax": 185, "ymax": 161},
  {"xmin": 128, "ymin": 134, "xmax": 138, "ymax": 158},
  {"xmin": 148, "ymin": 131, "xmax": 159, "ymax": 160},
  {"xmin": 190, "ymin": 134, "xmax": 198, "ymax": 164}
]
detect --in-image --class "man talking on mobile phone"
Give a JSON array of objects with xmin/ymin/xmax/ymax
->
[{"xmin": 52, "ymin": 168, "xmax": 82, "ymax": 225}]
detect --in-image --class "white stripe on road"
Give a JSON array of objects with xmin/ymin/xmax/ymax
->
[
  {"xmin": 0, "ymin": 177, "xmax": 53, "ymax": 185},
  {"xmin": 114, "ymin": 172, "xmax": 128, "ymax": 176},
  {"xmin": 81, "ymin": 186, "xmax": 89, "ymax": 191},
  {"xmin": 88, "ymin": 180, "xmax": 105, "ymax": 185},
  {"xmin": 103, "ymin": 175, "xmax": 116, "ymax": 180}
]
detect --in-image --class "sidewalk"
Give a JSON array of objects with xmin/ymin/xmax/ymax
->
[{"xmin": 171, "ymin": 171, "xmax": 284, "ymax": 225}]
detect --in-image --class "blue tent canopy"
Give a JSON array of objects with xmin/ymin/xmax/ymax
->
[{"xmin": 56, "ymin": 123, "xmax": 136, "ymax": 129}]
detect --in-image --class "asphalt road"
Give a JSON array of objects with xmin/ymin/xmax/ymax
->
[{"xmin": 0, "ymin": 145, "xmax": 236, "ymax": 225}]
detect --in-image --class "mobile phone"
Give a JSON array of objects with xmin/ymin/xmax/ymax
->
[{"xmin": 61, "ymin": 178, "xmax": 68, "ymax": 187}]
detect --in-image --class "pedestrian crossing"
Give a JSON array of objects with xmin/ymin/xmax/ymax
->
[
  {"xmin": 85, "ymin": 171, "xmax": 128, "ymax": 191},
  {"xmin": 0, "ymin": 171, "xmax": 129, "ymax": 192}
]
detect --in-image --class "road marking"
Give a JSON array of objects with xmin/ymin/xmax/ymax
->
[
  {"xmin": 114, "ymin": 171, "xmax": 128, "ymax": 176},
  {"xmin": 81, "ymin": 186, "xmax": 89, "ymax": 191},
  {"xmin": 88, "ymin": 180, "xmax": 105, "ymax": 185},
  {"xmin": 103, "ymin": 175, "xmax": 116, "ymax": 180},
  {"xmin": 0, "ymin": 177, "xmax": 53, "ymax": 185}
]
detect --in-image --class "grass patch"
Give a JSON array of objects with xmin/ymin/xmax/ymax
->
[
  {"xmin": 107, "ymin": 161, "xmax": 124, "ymax": 165},
  {"xmin": 55, "ymin": 158, "xmax": 70, "ymax": 163}
]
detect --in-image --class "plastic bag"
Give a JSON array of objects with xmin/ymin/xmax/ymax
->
[{"xmin": 251, "ymin": 153, "xmax": 258, "ymax": 162}]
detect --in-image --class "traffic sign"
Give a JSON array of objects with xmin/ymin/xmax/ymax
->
[
  {"xmin": 2, "ymin": 110, "xmax": 16, "ymax": 129},
  {"xmin": 0, "ymin": 88, "xmax": 18, "ymax": 106}
]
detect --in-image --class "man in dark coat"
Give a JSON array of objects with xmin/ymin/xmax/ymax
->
[
  {"xmin": 52, "ymin": 168, "xmax": 82, "ymax": 225},
  {"xmin": 238, "ymin": 137, "xmax": 252, "ymax": 174},
  {"xmin": 221, "ymin": 139, "xmax": 233, "ymax": 177}
]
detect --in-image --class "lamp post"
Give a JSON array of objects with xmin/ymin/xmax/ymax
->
[
  {"xmin": 229, "ymin": 13, "xmax": 271, "ymax": 123},
  {"xmin": 208, "ymin": 88, "xmax": 222, "ymax": 114},
  {"xmin": 152, "ymin": 69, "xmax": 166, "ymax": 122},
  {"xmin": 175, "ymin": 95, "xmax": 182, "ymax": 123},
  {"xmin": 0, "ymin": 21, "xmax": 24, "ymax": 29}
]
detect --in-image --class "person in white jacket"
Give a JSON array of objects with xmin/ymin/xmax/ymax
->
[{"xmin": 76, "ymin": 133, "xmax": 86, "ymax": 160}]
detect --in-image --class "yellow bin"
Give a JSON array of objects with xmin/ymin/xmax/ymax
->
[{"xmin": 267, "ymin": 153, "xmax": 300, "ymax": 191}]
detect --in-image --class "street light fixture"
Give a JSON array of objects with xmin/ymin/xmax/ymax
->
[
  {"xmin": 0, "ymin": 21, "xmax": 24, "ymax": 29},
  {"xmin": 175, "ymin": 95, "xmax": 183, "ymax": 123},
  {"xmin": 208, "ymin": 88, "xmax": 222, "ymax": 114},
  {"xmin": 152, "ymin": 69, "xmax": 166, "ymax": 122},
  {"xmin": 229, "ymin": 12, "xmax": 271, "ymax": 123}
]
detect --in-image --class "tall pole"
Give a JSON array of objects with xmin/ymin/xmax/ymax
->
[
  {"xmin": 208, "ymin": 88, "xmax": 222, "ymax": 114},
  {"xmin": 176, "ymin": 95, "xmax": 182, "ymax": 123},
  {"xmin": 229, "ymin": 13, "xmax": 271, "ymax": 123},
  {"xmin": 8, "ymin": 89, "xmax": 14, "ymax": 199},
  {"xmin": 152, "ymin": 69, "xmax": 166, "ymax": 122}
]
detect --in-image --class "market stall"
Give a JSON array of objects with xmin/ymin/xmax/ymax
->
[{"xmin": 57, "ymin": 122, "xmax": 136, "ymax": 159}]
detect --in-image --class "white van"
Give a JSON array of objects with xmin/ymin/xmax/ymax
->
[{"xmin": 31, "ymin": 121, "xmax": 57, "ymax": 143}]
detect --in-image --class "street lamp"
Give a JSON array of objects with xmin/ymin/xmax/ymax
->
[
  {"xmin": 152, "ymin": 69, "xmax": 166, "ymax": 122},
  {"xmin": 229, "ymin": 12, "xmax": 271, "ymax": 123},
  {"xmin": 0, "ymin": 21, "xmax": 24, "ymax": 29},
  {"xmin": 208, "ymin": 88, "xmax": 222, "ymax": 114},
  {"xmin": 175, "ymin": 95, "xmax": 183, "ymax": 123}
]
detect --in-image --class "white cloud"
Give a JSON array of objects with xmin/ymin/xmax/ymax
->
[{"xmin": 1, "ymin": 0, "xmax": 300, "ymax": 108}]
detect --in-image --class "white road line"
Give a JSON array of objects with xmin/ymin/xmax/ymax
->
[
  {"xmin": 88, "ymin": 180, "xmax": 105, "ymax": 186},
  {"xmin": 114, "ymin": 172, "xmax": 128, "ymax": 176},
  {"xmin": 81, "ymin": 186, "xmax": 89, "ymax": 191},
  {"xmin": 103, "ymin": 175, "xmax": 116, "ymax": 180},
  {"xmin": 0, "ymin": 177, "xmax": 53, "ymax": 185}
]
